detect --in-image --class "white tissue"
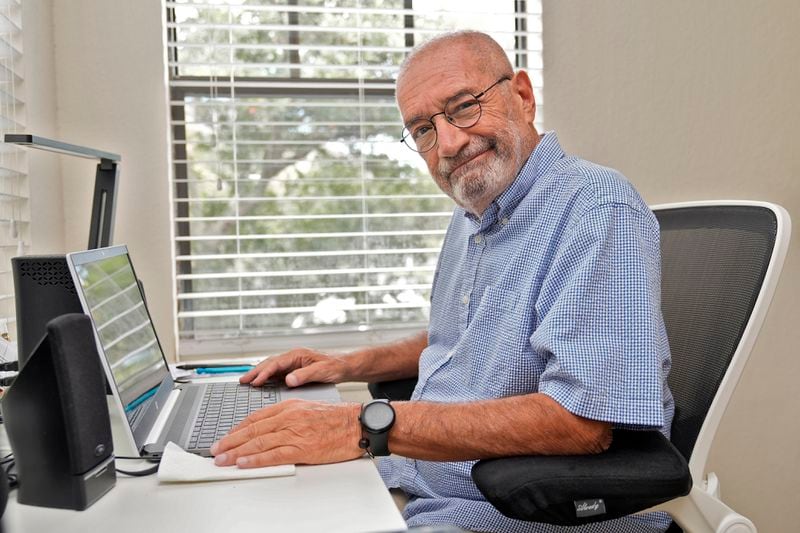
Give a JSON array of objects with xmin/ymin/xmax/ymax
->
[{"xmin": 157, "ymin": 441, "xmax": 295, "ymax": 483}]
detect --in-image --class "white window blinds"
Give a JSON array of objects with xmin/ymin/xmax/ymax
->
[
  {"xmin": 166, "ymin": 0, "xmax": 543, "ymax": 357},
  {"xmin": 0, "ymin": 0, "xmax": 26, "ymax": 342}
]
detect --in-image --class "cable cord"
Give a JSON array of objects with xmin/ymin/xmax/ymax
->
[
  {"xmin": 115, "ymin": 456, "xmax": 161, "ymax": 477},
  {"xmin": 1, "ymin": 452, "xmax": 17, "ymax": 489},
  {"xmin": 0, "ymin": 452, "xmax": 159, "ymax": 481},
  {"xmin": 115, "ymin": 464, "xmax": 159, "ymax": 477}
]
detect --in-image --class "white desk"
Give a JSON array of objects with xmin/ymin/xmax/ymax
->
[
  {"xmin": 1, "ymin": 371, "xmax": 406, "ymax": 532},
  {"xmin": 4, "ymin": 457, "xmax": 407, "ymax": 532}
]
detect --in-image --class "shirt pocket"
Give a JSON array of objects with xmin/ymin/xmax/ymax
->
[{"xmin": 464, "ymin": 286, "xmax": 536, "ymax": 397}]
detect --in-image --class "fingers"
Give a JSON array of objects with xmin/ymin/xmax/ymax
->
[
  {"xmin": 210, "ymin": 401, "xmax": 363, "ymax": 468},
  {"xmin": 212, "ymin": 404, "xmax": 303, "ymax": 466},
  {"xmin": 240, "ymin": 352, "xmax": 304, "ymax": 386},
  {"xmin": 239, "ymin": 348, "xmax": 336, "ymax": 387},
  {"xmin": 213, "ymin": 430, "xmax": 287, "ymax": 466},
  {"xmin": 283, "ymin": 349, "xmax": 349, "ymax": 386},
  {"xmin": 238, "ymin": 365, "xmax": 263, "ymax": 385},
  {"xmin": 231, "ymin": 447, "xmax": 298, "ymax": 469},
  {"xmin": 284, "ymin": 364, "xmax": 324, "ymax": 387},
  {"xmin": 217, "ymin": 400, "xmax": 299, "ymax": 444},
  {"xmin": 238, "ymin": 358, "xmax": 282, "ymax": 386}
]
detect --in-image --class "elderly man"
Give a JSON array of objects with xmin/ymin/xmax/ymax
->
[{"xmin": 211, "ymin": 31, "xmax": 674, "ymax": 533}]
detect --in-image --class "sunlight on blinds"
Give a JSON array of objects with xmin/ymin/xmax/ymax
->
[
  {"xmin": 165, "ymin": 0, "xmax": 543, "ymax": 356},
  {"xmin": 0, "ymin": 0, "xmax": 26, "ymax": 342}
]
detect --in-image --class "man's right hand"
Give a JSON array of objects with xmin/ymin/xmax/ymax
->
[{"xmin": 240, "ymin": 348, "xmax": 352, "ymax": 388}]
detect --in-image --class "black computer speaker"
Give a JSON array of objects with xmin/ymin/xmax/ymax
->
[
  {"xmin": 1, "ymin": 313, "xmax": 115, "ymax": 510},
  {"xmin": 11, "ymin": 255, "xmax": 83, "ymax": 367}
]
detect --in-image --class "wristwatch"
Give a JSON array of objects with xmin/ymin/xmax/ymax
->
[{"xmin": 358, "ymin": 399, "xmax": 395, "ymax": 457}]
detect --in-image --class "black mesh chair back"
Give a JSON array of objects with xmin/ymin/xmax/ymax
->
[{"xmin": 656, "ymin": 205, "xmax": 778, "ymax": 460}]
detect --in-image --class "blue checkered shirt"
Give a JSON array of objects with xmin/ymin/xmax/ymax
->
[{"xmin": 378, "ymin": 132, "xmax": 675, "ymax": 533}]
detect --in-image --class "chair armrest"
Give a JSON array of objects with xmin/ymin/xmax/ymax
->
[
  {"xmin": 471, "ymin": 430, "xmax": 691, "ymax": 526},
  {"xmin": 367, "ymin": 377, "xmax": 418, "ymax": 401}
]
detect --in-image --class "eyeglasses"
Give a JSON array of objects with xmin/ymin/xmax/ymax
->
[{"xmin": 400, "ymin": 76, "xmax": 511, "ymax": 153}]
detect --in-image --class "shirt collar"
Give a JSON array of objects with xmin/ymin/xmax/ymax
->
[{"xmin": 463, "ymin": 131, "xmax": 565, "ymax": 229}]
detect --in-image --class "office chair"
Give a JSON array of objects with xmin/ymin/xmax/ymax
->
[
  {"xmin": 371, "ymin": 201, "xmax": 791, "ymax": 533},
  {"xmin": 471, "ymin": 201, "xmax": 791, "ymax": 532}
]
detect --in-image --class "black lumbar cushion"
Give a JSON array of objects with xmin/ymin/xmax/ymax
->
[{"xmin": 471, "ymin": 430, "xmax": 692, "ymax": 526}]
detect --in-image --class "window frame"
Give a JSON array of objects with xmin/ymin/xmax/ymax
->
[{"xmin": 165, "ymin": 1, "xmax": 537, "ymax": 358}]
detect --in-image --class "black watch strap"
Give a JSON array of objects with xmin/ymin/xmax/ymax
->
[{"xmin": 359, "ymin": 431, "xmax": 390, "ymax": 457}]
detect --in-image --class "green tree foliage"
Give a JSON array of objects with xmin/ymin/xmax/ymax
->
[{"xmin": 171, "ymin": 1, "xmax": 451, "ymax": 338}]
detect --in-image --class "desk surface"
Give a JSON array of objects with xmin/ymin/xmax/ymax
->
[{"xmin": 4, "ymin": 457, "xmax": 406, "ymax": 532}]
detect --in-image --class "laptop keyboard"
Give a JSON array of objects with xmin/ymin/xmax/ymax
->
[{"xmin": 188, "ymin": 382, "xmax": 278, "ymax": 450}]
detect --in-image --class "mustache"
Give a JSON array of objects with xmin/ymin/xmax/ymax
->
[{"xmin": 437, "ymin": 137, "xmax": 497, "ymax": 180}]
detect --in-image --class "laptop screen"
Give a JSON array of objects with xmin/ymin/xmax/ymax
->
[{"xmin": 69, "ymin": 246, "xmax": 169, "ymax": 411}]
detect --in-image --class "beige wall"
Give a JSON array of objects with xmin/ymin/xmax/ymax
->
[
  {"xmin": 21, "ymin": 0, "xmax": 176, "ymax": 358},
  {"xmin": 21, "ymin": 0, "xmax": 64, "ymax": 253},
  {"xmin": 543, "ymin": 1, "xmax": 800, "ymax": 531},
  {"xmin": 52, "ymin": 0, "xmax": 174, "ymax": 358}
]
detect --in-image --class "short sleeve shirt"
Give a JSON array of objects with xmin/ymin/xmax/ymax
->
[{"xmin": 378, "ymin": 132, "xmax": 675, "ymax": 533}]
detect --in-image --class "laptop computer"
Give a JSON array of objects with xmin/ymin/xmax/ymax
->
[{"xmin": 66, "ymin": 244, "xmax": 340, "ymax": 459}]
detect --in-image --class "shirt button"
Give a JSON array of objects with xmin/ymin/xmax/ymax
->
[
  {"xmin": 462, "ymin": 295, "xmax": 470, "ymax": 305},
  {"xmin": 500, "ymin": 217, "xmax": 510, "ymax": 225},
  {"xmin": 473, "ymin": 234, "xmax": 483, "ymax": 244}
]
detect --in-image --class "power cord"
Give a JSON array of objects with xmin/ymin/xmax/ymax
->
[
  {"xmin": 115, "ymin": 464, "xmax": 159, "ymax": 477},
  {"xmin": 1, "ymin": 452, "xmax": 17, "ymax": 490},
  {"xmin": 0, "ymin": 451, "xmax": 159, "ymax": 482},
  {"xmin": 114, "ymin": 456, "xmax": 161, "ymax": 477}
]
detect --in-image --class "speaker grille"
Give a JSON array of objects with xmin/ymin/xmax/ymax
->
[
  {"xmin": 48, "ymin": 314, "xmax": 114, "ymax": 474},
  {"xmin": 18, "ymin": 257, "xmax": 77, "ymax": 294},
  {"xmin": 12, "ymin": 255, "xmax": 83, "ymax": 365}
]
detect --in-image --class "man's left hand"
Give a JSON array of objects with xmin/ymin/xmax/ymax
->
[{"xmin": 210, "ymin": 399, "xmax": 364, "ymax": 468}]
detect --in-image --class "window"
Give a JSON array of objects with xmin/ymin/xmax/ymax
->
[
  {"xmin": 0, "ymin": 0, "xmax": 26, "ymax": 346},
  {"xmin": 166, "ymin": 0, "xmax": 543, "ymax": 357}
]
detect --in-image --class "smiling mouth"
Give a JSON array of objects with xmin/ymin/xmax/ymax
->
[{"xmin": 449, "ymin": 149, "xmax": 492, "ymax": 182}]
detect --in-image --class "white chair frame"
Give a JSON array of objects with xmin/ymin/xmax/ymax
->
[{"xmin": 645, "ymin": 201, "xmax": 791, "ymax": 533}]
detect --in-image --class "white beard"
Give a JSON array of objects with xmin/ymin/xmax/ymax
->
[{"xmin": 441, "ymin": 124, "xmax": 526, "ymax": 215}]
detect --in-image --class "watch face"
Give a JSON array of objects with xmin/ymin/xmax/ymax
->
[{"xmin": 364, "ymin": 402, "xmax": 394, "ymax": 430}]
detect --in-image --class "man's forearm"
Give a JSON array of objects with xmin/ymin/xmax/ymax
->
[
  {"xmin": 388, "ymin": 393, "xmax": 612, "ymax": 460},
  {"xmin": 341, "ymin": 330, "xmax": 427, "ymax": 383}
]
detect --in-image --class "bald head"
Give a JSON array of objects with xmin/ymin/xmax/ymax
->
[
  {"xmin": 394, "ymin": 30, "xmax": 539, "ymax": 216},
  {"xmin": 397, "ymin": 31, "xmax": 514, "ymax": 97}
]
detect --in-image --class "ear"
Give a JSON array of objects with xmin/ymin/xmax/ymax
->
[{"xmin": 511, "ymin": 70, "xmax": 536, "ymax": 124}]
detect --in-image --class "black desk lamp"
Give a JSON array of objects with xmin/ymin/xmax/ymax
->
[
  {"xmin": 3, "ymin": 133, "xmax": 122, "ymax": 367},
  {"xmin": 4, "ymin": 133, "xmax": 121, "ymax": 249}
]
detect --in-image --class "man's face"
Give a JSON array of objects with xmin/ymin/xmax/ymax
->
[{"xmin": 397, "ymin": 45, "xmax": 533, "ymax": 215}]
